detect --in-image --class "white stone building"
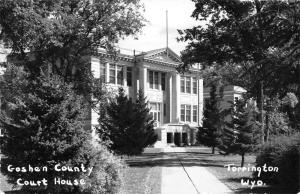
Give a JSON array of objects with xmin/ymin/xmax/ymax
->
[{"xmin": 91, "ymin": 47, "xmax": 203, "ymax": 147}]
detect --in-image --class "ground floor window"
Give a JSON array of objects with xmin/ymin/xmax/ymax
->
[
  {"xmin": 150, "ymin": 102, "xmax": 161, "ymax": 123},
  {"xmin": 181, "ymin": 104, "xmax": 197, "ymax": 123}
]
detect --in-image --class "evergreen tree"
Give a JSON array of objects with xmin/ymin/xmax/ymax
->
[
  {"xmin": 99, "ymin": 88, "xmax": 157, "ymax": 155},
  {"xmin": 220, "ymin": 98, "xmax": 260, "ymax": 167},
  {"xmin": 0, "ymin": 65, "xmax": 89, "ymax": 192},
  {"xmin": 0, "ymin": 65, "xmax": 124, "ymax": 193},
  {"xmin": 197, "ymin": 84, "xmax": 224, "ymax": 154}
]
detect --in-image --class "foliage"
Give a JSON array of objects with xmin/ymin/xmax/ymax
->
[
  {"xmin": 0, "ymin": 65, "xmax": 123, "ymax": 193},
  {"xmin": 178, "ymin": 0, "xmax": 300, "ymax": 99},
  {"xmin": 0, "ymin": 0, "xmax": 145, "ymax": 92},
  {"xmin": 254, "ymin": 133, "xmax": 300, "ymax": 192},
  {"xmin": 197, "ymin": 83, "xmax": 224, "ymax": 154},
  {"xmin": 98, "ymin": 88, "xmax": 157, "ymax": 155},
  {"xmin": 77, "ymin": 142, "xmax": 124, "ymax": 194},
  {"xmin": 219, "ymin": 98, "xmax": 260, "ymax": 167}
]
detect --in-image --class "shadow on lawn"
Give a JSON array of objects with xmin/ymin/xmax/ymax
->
[
  {"xmin": 222, "ymin": 177, "xmax": 296, "ymax": 194},
  {"xmin": 126, "ymin": 152, "xmax": 237, "ymax": 168}
]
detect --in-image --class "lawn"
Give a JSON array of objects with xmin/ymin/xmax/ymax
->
[{"xmin": 118, "ymin": 154, "xmax": 163, "ymax": 194}]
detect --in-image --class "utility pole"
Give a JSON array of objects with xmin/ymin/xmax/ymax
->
[{"xmin": 166, "ymin": 10, "xmax": 169, "ymax": 57}]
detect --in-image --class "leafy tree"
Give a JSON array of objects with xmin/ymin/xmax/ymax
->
[
  {"xmin": 0, "ymin": 0, "xmax": 145, "ymax": 92},
  {"xmin": 178, "ymin": 0, "xmax": 300, "ymax": 99},
  {"xmin": 0, "ymin": 65, "xmax": 122, "ymax": 193},
  {"xmin": 220, "ymin": 98, "xmax": 260, "ymax": 167},
  {"xmin": 98, "ymin": 88, "xmax": 157, "ymax": 155},
  {"xmin": 197, "ymin": 83, "xmax": 224, "ymax": 154},
  {"xmin": 179, "ymin": 0, "xmax": 300, "ymax": 146}
]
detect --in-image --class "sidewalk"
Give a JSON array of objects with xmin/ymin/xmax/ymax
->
[{"xmin": 161, "ymin": 166, "xmax": 232, "ymax": 194}]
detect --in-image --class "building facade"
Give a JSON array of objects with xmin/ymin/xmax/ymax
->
[{"xmin": 91, "ymin": 47, "xmax": 203, "ymax": 147}]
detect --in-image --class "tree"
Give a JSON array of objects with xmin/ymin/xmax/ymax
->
[
  {"xmin": 197, "ymin": 83, "xmax": 224, "ymax": 154},
  {"xmin": 0, "ymin": 65, "xmax": 122, "ymax": 193},
  {"xmin": 98, "ymin": 88, "xmax": 157, "ymax": 155},
  {"xmin": 220, "ymin": 98, "xmax": 260, "ymax": 167},
  {"xmin": 179, "ymin": 0, "xmax": 300, "ymax": 98},
  {"xmin": 0, "ymin": 0, "xmax": 145, "ymax": 92}
]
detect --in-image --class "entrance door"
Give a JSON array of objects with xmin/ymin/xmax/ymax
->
[
  {"xmin": 174, "ymin": 132, "xmax": 180, "ymax": 146},
  {"xmin": 182, "ymin": 133, "xmax": 187, "ymax": 145}
]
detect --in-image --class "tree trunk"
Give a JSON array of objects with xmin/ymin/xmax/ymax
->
[
  {"xmin": 241, "ymin": 154, "xmax": 245, "ymax": 167},
  {"xmin": 266, "ymin": 99, "xmax": 270, "ymax": 143},
  {"xmin": 212, "ymin": 146, "xmax": 215, "ymax": 154},
  {"xmin": 260, "ymin": 81, "xmax": 265, "ymax": 145}
]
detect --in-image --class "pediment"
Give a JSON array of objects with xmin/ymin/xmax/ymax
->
[{"xmin": 144, "ymin": 48, "xmax": 181, "ymax": 64}]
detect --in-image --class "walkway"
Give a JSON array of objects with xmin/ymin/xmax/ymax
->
[
  {"xmin": 146, "ymin": 148, "xmax": 233, "ymax": 194},
  {"xmin": 161, "ymin": 166, "xmax": 232, "ymax": 194}
]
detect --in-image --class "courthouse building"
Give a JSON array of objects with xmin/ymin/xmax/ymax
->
[{"xmin": 91, "ymin": 47, "xmax": 203, "ymax": 147}]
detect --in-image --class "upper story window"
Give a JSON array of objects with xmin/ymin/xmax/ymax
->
[
  {"xmin": 109, "ymin": 64, "xmax": 116, "ymax": 84},
  {"xmin": 148, "ymin": 70, "xmax": 165, "ymax": 90},
  {"xmin": 192, "ymin": 77, "xmax": 197, "ymax": 94},
  {"xmin": 180, "ymin": 76, "xmax": 185, "ymax": 92},
  {"xmin": 100, "ymin": 63, "xmax": 106, "ymax": 83},
  {"xmin": 181, "ymin": 76, "xmax": 197, "ymax": 94},
  {"xmin": 161, "ymin": 73, "xmax": 166, "ymax": 91},
  {"xmin": 117, "ymin": 66, "xmax": 123, "ymax": 85},
  {"xmin": 127, "ymin": 67, "xmax": 132, "ymax": 87},
  {"xmin": 186, "ymin": 77, "xmax": 191, "ymax": 93},
  {"xmin": 109, "ymin": 64, "xmax": 123, "ymax": 85}
]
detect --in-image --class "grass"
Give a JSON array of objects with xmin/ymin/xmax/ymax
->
[{"xmin": 118, "ymin": 154, "xmax": 162, "ymax": 194}]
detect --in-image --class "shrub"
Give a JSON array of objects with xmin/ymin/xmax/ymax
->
[
  {"xmin": 254, "ymin": 133, "xmax": 300, "ymax": 192},
  {"xmin": 78, "ymin": 142, "xmax": 124, "ymax": 194}
]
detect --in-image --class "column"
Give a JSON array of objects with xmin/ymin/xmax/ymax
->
[
  {"xmin": 158, "ymin": 72, "xmax": 162, "ymax": 90},
  {"xmin": 172, "ymin": 74, "xmax": 181, "ymax": 122},
  {"xmin": 198, "ymin": 78, "xmax": 204, "ymax": 126},
  {"xmin": 168, "ymin": 73, "xmax": 173, "ymax": 123},
  {"xmin": 123, "ymin": 66, "xmax": 127, "ymax": 86},
  {"xmin": 139, "ymin": 66, "xmax": 147, "ymax": 91},
  {"xmin": 172, "ymin": 132, "xmax": 174, "ymax": 144}
]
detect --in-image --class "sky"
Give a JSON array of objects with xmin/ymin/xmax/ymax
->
[{"xmin": 118, "ymin": 0, "xmax": 199, "ymax": 56}]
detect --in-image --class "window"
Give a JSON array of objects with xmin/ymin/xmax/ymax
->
[
  {"xmin": 117, "ymin": 65, "xmax": 123, "ymax": 85},
  {"xmin": 100, "ymin": 63, "xmax": 106, "ymax": 83},
  {"xmin": 181, "ymin": 76, "xmax": 194, "ymax": 93},
  {"xmin": 186, "ymin": 105, "xmax": 191, "ymax": 122},
  {"xmin": 192, "ymin": 77, "xmax": 197, "ymax": 94},
  {"xmin": 150, "ymin": 102, "xmax": 161, "ymax": 122},
  {"xmin": 186, "ymin": 77, "xmax": 191, "ymax": 93},
  {"xmin": 109, "ymin": 64, "xmax": 124, "ymax": 85},
  {"xmin": 180, "ymin": 76, "xmax": 185, "ymax": 93},
  {"xmin": 193, "ymin": 105, "xmax": 198, "ymax": 122},
  {"xmin": 161, "ymin": 73, "xmax": 166, "ymax": 90},
  {"xmin": 154, "ymin": 72, "xmax": 159, "ymax": 89},
  {"xmin": 181, "ymin": 104, "xmax": 194, "ymax": 122},
  {"xmin": 149, "ymin": 70, "xmax": 154, "ymax": 88},
  {"xmin": 181, "ymin": 105, "xmax": 185, "ymax": 121},
  {"xmin": 163, "ymin": 103, "xmax": 166, "ymax": 116},
  {"xmin": 127, "ymin": 67, "xmax": 132, "ymax": 86},
  {"xmin": 149, "ymin": 70, "xmax": 164, "ymax": 90},
  {"xmin": 109, "ymin": 64, "xmax": 115, "ymax": 84}
]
